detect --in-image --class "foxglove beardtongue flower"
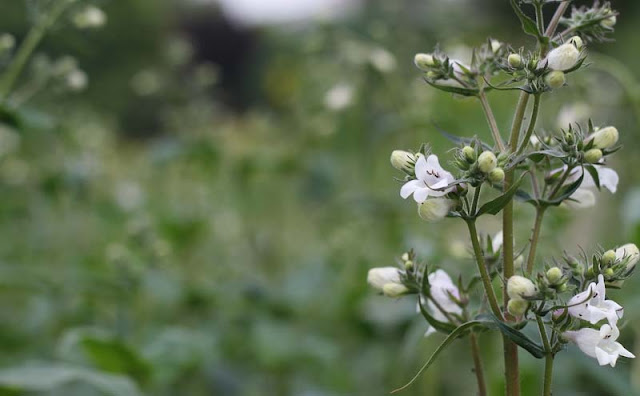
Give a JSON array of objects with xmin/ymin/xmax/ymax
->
[
  {"xmin": 423, "ymin": 269, "xmax": 463, "ymax": 336},
  {"xmin": 390, "ymin": 150, "xmax": 416, "ymax": 173},
  {"xmin": 367, "ymin": 267, "xmax": 402, "ymax": 291},
  {"xmin": 547, "ymin": 43, "xmax": 580, "ymax": 71},
  {"xmin": 568, "ymin": 275, "xmax": 623, "ymax": 326},
  {"xmin": 400, "ymin": 154, "xmax": 455, "ymax": 203},
  {"xmin": 616, "ymin": 243, "xmax": 640, "ymax": 270},
  {"xmin": 588, "ymin": 126, "xmax": 619, "ymax": 149},
  {"xmin": 414, "ymin": 53, "xmax": 435, "ymax": 71},
  {"xmin": 418, "ymin": 198, "xmax": 455, "ymax": 222},
  {"xmin": 555, "ymin": 165, "xmax": 619, "ymax": 208},
  {"xmin": 563, "ymin": 324, "xmax": 635, "ymax": 367}
]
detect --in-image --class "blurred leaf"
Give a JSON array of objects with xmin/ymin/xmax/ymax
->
[
  {"xmin": 477, "ymin": 314, "xmax": 545, "ymax": 358},
  {"xmin": 81, "ymin": 338, "xmax": 151, "ymax": 385}
]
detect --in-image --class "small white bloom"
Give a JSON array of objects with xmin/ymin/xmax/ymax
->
[
  {"xmin": 547, "ymin": 43, "xmax": 580, "ymax": 71},
  {"xmin": 554, "ymin": 165, "xmax": 619, "ymax": 209},
  {"xmin": 400, "ymin": 154, "xmax": 455, "ymax": 203},
  {"xmin": 417, "ymin": 198, "xmax": 455, "ymax": 222},
  {"xmin": 423, "ymin": 269, "xmax": 463, "ymax": 336},
  {"xmin": 367, "ymin": 267, "xmax": 402, "ymax": 291},
  {"xmin": 72, "ymin": 6, "xmax": 107, "ymax": 29},
  {"xmin": 491, "ymin": 231, "xmax": 503, "ymax": 253},
  {"xmin": 564, "ymin": 324, "xmax": 634, "ymax": 367},
  {"xmin": 615, "ymin": 243, "xmax": 640, "ymax": 270},
  {"xmin": 507, "ymin": 275, "xmax": 537, "ymax": 300},
  {"xmin": 324, "ymin": 83, "xmax": 354, "ymax": 111},
  {"xmin": 66, "ymin": 69, "xmax": 88, "ymax": 91},
  {"xmin": 369, "ymin": 47, "xmax": 396, "ymax": 73},
  {"xmin": 490, "ymin": 39, "xmax": 502, "ymax": 53},
  {"xmin": 568, "ymin": 275, "xmax": 623, "ymax": 326}
]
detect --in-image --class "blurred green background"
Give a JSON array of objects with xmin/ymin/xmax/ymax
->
[{"xmin": 1, "ymin": 0, "xmax": 640, "ymax": 395}]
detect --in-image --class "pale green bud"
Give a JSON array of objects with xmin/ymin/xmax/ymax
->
[
  {"xmin": 508, "ymin": 53, "xmax": 522, "ymax": 68},
  {"xmin": 601, "ymin": 15, "xmax": 617, "ymax": 28},
  {"xmin": 401, "ymin": 252, "xmax": 410, "ymax": 262},
  {"xmin": 418, "ymin": 199, "xmax": 455, "ymax": 222},
  {"xmin": 390, "ymin": 150, "xmax": 416, "ymax": 173},
  {"xmin": 584, "ymin": 148, "xmax": 603, "ymax": 164},
  {"xmin": 367, "ymin": 267, "xmax": 401, "ymax": 290},
  {"xmin": 414, "ymin": 53, "xmax": 435, "ymax": 71},
  {"xmin": 507, "ymin": 298, "xmax": 529, "ymax": 316},
  {"xmin": 0, "ymin": 33, "xmax": 15, "ymax": 53},
  {"xmin": 426, "ymin": 71, "xmax": 438, "ymax": 80},
  {"xmin": 462, "ymin": 146, "xmax": 476, "ymax": 162},
  {"xmin": 568, "ymin": 36, "xmax": 584, "ymax": 50},
  {"xmin": 615, "ymin": 243, "xmax": 640, "ymax": 271},
  {"xmin": 546, "ymin": 267, "xmax": 563, "ymax": 285},
  {"xmin": 507, "ymin": 275, "xmax": 537, "ymax": 300},
  {"xmin": 490, "ymin": 39, "xmax": 502, "ymax": 53},
  {"xmin": 545, "ymin": 71, "xmax": 566, "ymax": 89},
  {"xmin": 404, "ymin": 260, "xmax": 414, "ymax": 270},
  {"xmin": 604, "ymin": 268, "xmax": 615, "ymax": 278},
  {"xmin": 488, "ymin": 168, "xmax": 505, "ymax": 183},
  {"xmin": 383, "ymin": 283, "xmax": 410, "ymax": 297},
  {"xmin": 590, "ymin": 126, "xmax": 619, "ymax": 149},
  {"xmin": 477, "ymin": 151, "xmax": 497, "ymax": 173},
  {"xmin": 602, "ymin": 250, "xmax": 616, "ymax": 266}
]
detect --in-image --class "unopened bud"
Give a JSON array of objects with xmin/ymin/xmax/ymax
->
[
  {"xmin": 367, "ymin": 267, "xmax": 401, "ymax": 291},
  {"xmin": 546, "ymin": 267, "xmax": 563, "ymax": 285},
  {"xmin": 426, "ymin": 71, "xmax": 439, "ymax": 80},
  {"xmin": 545, "ymin": 71, "xmax": 566, "ymax": 89},
  {"xmin": 404, "ymin": 260, "xmax": 414, "ymax": 270},
  {"xmin": 490, "ymin": 39, "xmax": 502, "ymax": 53},
  {"xmin": 590, "ymin": 126, "xmax": 619, "ymax": 149},
  {"xmin": 568, "ymin": 36, "xmax": 584, "ymax": 50},
  {"xmin": 601, "ymin": 14, "xmax": 617, "ymax": 28},
  {"xmin": 507, "ymin": 275, "xmax": 537, "ymax": 300},
  {"xmin": 401, "ymin": 252, "xmax": 410, "ymax": 262},
  {"xmin": 488, "ymin": 168, "xmax": 505, "ymax": 183},
  {"xmin": 552, "ymin": 308, "xmax": 567, "ymax": 322},
  {"xmin": 383, "ymin": 283, "xmax": 410, "ymax": 297},
  {"xmin": 602, "ymin": 250, "xmax": 616, "ymax": 267},
  {"xmin": 571, "ymin": 264, "xmax": 584, "ymax": 277},
  {"xmin": 0, "ymin": 33, "xmax": 15, "ymax": 53},
  {"xmin": 418, "ymin": 199, "xmax": 455, "ymax": 222},
  {"xmin": 508, "ymin": 53, "xmax": 522, "ymax": 68},
  {"xmin": 72, "ymin": 6, "xmax": 107, "ymax": 29},
  {"xmin": 547, "ymin": 43, "xmax": 580, "ymax": 71},
  {"xmin": 507, "ymin": 299, "xmax": 529, "ymax": 316},
  {"xmin": 615, "ymin": 243, "xmax": 640, "ymax": 271},
  {"xmin": 603, "ymin": 268, "xmax": 615, "ymax": 278},
  {"xmin": 478, "ymin": 151, "xmax": 497, "ymax": 173},
  {"xmin": 584, "ymin": 149, "xmax": 603, "ymax": 164},
  {"xmin": 414, "ymin": 53, "xmax": 435, "ymax": 71},
  {"xmin": 390, "ymin": 150, "xmax": 416, "ymax": 173},
  {"xmin": 557, "ymin": 283, "xmax": 568, "ymax": 292},
  {"xmin": 462, "ymin": 146, "xmax": 476, "ymax": 162}
]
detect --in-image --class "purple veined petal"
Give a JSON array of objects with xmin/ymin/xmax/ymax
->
[
  {"xmin": 400, "ymin": 179, "xmax": 424, "ymax": 199},
  {"xmin": 413, "ymin": 187, "xmax": 430, "ymax": 203},
  {"xmin": 414, "ymin": 155, "xmax": 428, "ymax": 180},
  {"xmin": 596, "ymin": 166, "xmax": 619, "ymax": 193}
]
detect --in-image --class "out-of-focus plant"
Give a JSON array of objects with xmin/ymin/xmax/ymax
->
[{"xmin": 368, "ymin": 1, "xmax": 636, "ymax": 395}]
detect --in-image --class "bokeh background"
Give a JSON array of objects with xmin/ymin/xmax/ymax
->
[{"xmin": 1, "ymin": 0, "xmax": 640, "ymax": 395}]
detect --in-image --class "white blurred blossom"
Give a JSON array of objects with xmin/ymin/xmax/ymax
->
[{"xmin": 324, "ymin": 83, "xmax": 354, "ymax": 111}]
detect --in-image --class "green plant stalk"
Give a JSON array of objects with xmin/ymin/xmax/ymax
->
[
  {"xmin": 516, "ymin": 93, "xmax": 541, "ymax": 155},
  {"xmin": 470, "ymin": 332, "xmax": 487, "ymax": 396},
  {"xmin": 0, "ymin": 0, "xmax": 71, "ymax": 102},
  {"xmin": 536, "ymin": 315, "xmax": 554, "ymax": 396},
  {"xmin": 478, "ymin": 90, "xmax": 507, "ymax": 152},
  {"xmin": 526, "ymin": 207, "xmax": 546, "ymax": 275},
  {"xmin": 466, "ymin": 220, "xmax": 503, "ymax": 320}
]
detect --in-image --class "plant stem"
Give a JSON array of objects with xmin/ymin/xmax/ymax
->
[
  {"xmin": 547, "ymin": 165, "xmax": 573, "ymax": 199},
  {"xmin": 526, "ymin": 207, "xmax": 546, "ymax": 275},
  {"xmin": 466, "ymin": 220, "xmax": 503, "ymax": 320},
  {"xmin": 545, "ymin": 1, "xmax": 571, "ymax": 39},
  {"xmin": 478, "ymin": 90, "xmax": 506, "ymax": 152},
  {"xmin": 470, "ymin": 332, "xmax": 488, "ymax": 396},
  {"xmin": 536, "ymin": 315, "xmax": 554, "ymax": 396},
  {"xmin": 535, "ymin": 2, "xmax": 545, "ymax": 35},
  {"xmin": 471, "ymin": 185, "xmax": 482, "ymax": 215},
  {"xmin": 0, "ymin": 0, "xmax": 71, "ymax": 102},
  {"xmin": 516, "ymin": 94, "xmax": 541, "ymax": 155}
]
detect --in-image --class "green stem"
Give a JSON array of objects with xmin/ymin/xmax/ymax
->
[
  {"xmin": 471, "ymin": 185, "xmax": 482, "ymax": 215},
  {"xmin": 547, "ymin": 165, "xmax": 573, "ymax": 199},
  {"xmin": 543, "ymin": 1, "xmax": 571, "ymax": 53},
  {"xmin": 478, "ymin": 90, "xmax": 506, "ymax": 152},
  {"xmin": 536, "ymin": 316, "xmax": 554, "ymax": 396},
  {"xmin": 470, "ymin": 332, "xmax": 488, "ymax": 396},
  {"xmin": 516, "ymin": 94, "xmax": 541, "ymax": 155},
  {"xmin": 466, "ymin": 220, "xmax": 503, "ymax": 320},
  {"xmin": 0, "ymin": 0, "xmax": 71, "ymax": 102},
  {"xmin": 535, "ymin": 2, "xmax": 545, "ymax": 36},
  {"xmin": 525, "ymin": 207, "xmax": 546, "ymax": 275}
]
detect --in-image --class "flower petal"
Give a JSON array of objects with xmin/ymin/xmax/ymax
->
[
  {"xmin": 413, "ymin": 187, "xmax": 430, "ymax": 203},
  {"xmin": 596, "ymin": 166, "xmax": 619, "ymax": 193},
  {"xmin": 400, "ymin": 180, "xmax": 424, "ymax": 199}
]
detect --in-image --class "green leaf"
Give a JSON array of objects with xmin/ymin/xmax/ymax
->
[
  {"xmin": 476, "ymin": 174, "xmax": 525, "ymax": 216},
  {"xmin": 509, "ymin": 0, "xmax": 542, "ymax": 39},
  {"xmin": 423, "ymin": 78, "xmax": 479, "ymax": 97},
  {"xmin": 0, "ymin": 365, "xmax": 142, "ymax": 396},
  {"xmin": 81, "ymin": 337, "xmax": 151, "ymax": 384},
  {"xmin": 417, "ymin": 295, "xmax": 457, "ymax": 334},
  {"xmin": 584, "ymin": 165, "xmax": 600, "ymax": 190},
  {"xmin": 476, "ymin": 314, "xmax": 545, "ymax": 358},
  {"xmin": 391, "ymin": 320, "xmax": 489, "ymax": 393},
  {"xmin": 544, "ymin": 172, "xmax": 584, "ymax": 206}
]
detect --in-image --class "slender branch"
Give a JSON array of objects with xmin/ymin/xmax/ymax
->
[
  {"xmin": 536, "ymin": 316, "xmax": 554, "ymax": 396},
  {"xmin": 471, "ymin": 185, "xmax": 482, "ymax": 215},
  {"xmin": 466, "ymin": 220, "xmax": 503, "ymax": 320},
  {"xmin": 545, "ymin": 1, "xmax": 571, "ymax": 38},
  {"xmin": 470, "ymin": 332, "xmax": 488, "ymax": 396},
  {"xmin": 547, "ymin": 166, "xmax": 573, "ymax": 199},
  {"xmin": 478, "ymin": 90, "xmax": 506, "ymax": 152},
  {"xmin": 535, "ymin": 2, "xmax": 545, "ymax": 36},
  {"xmin": 516, "ymin": 94, "xmax": 542, "ymax": 155},
  {"xmin": 526, "ymin": 207, "xmax": 546, "ymax": 275}
]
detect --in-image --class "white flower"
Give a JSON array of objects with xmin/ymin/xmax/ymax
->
[
  {"xmin": 491, "ymin": 231, "xmax": 503, "ymax": 253},
  {"xmin": 73, "ymin": 6, "xmax": 107, "ymax": 29},
  {"xmin": 369, "ymin": 47, "xmax": 396, "ymax": 73},
  {"xmin": 568, "ymin": 275, "xmax": 623, "ymax": 326},
  {"xmin": 615, "ymin": 243, "xmax": 640, "ymax": 270},
  {"xmin": 400, "ymin": 154, "xmax": 455, "ymax": 203},
  {"xmin": 367, "ymin": 267, "xmax": 402, "ymax": 291},
  {"xmin": 554, "ymin": 165, "xmax": 619, "ymax": 209},
  {"xmin": 324, "ymin": 83, "xmax": 354, "ymax": 111},
  {"xmin": 564, "ymin": 324, "xmax": 635, "ymax": 367},
  {"xmin": 547, "ymin": 43, "xmax": 580, "ymax": 71},
  {"xmin": 417, "ymin": 198, "xmax": 455, "ymax": 222},
  {"xmin": 422, "ymin": 269, "xmax": 463, "ymax": 336}
]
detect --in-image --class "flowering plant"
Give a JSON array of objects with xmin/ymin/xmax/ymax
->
[{"xmin": 368, "ymin": 1, "xmax": 634, "ymax": 395}]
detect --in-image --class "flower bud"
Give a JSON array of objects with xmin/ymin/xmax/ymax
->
[
  {"xmin": 0, "ymin": 33, "xmax": 15, "ymax": 54},
  {"xmin": 507, "ymin": 275, "xmax": 537, "ymax": 300},
  {"xmin": 615, "ymin": 243, "xmax": 640, "ymax": 271},
  {"xmin": 546, "ymin": 267, "xmax": 563, "ymax": 285},
  {"xmin": 426, "ymin": 71, "xmax": 439, "ymax": 80},
  {"xmin": 556, "ymin": 283, "xmax": 568, "ymax": 292},
  {"xmin": 462, "ymin": 146, "xmax": 476, "ymax": 162},
  {"xmin": 390, "ymin": 150, "xmax": 416, "ymax": 173},
  {"xmin": 418, "ymin": 199, "xmax": 455, "ymax": 222},
  {"xmin": 545, "ymin": 71, "xmax": 566, "ymax": 89},
  {"xmin": 477, "ymin": 151, "xmax": 497, "ymax": 173},
  {"xmin": 72, "ymin": 6, "xmax": 107, "ymax": 29},
  {"xmin": 488, "ymin": 168, "xmax": 505, "ymax": 183},
  {"xmin": 490, "ymin": 39, "xmax": 502, "ymax": 53},
  {"xmin": 601, "ymin": 15, "xmax": 617, "ymax": 28},
  {"xmin": 507, "ymin": 298, "xmax": 529, "ymax": 316},
  {"xmin": 603, "ymin": 268, "xmax": 615, "ymax": 278},
  {"xmin": 552, "ymin": 308, "xmax": 567, "ymax": 323},
  {"xmin": 382, "ymin": 283, "xmax": 410, "ymax": 297},
  {"xmin": 571, "ymin": 263, "xmax": 584, "ymax": 277},
  {"xmin": 568, "ymin": 36, "xmax": 584, "ymax": 50},
  {"xmin": 414, "ymin": 53, "xmax": 435, "ymax": 71},
  {"xmin": 401, "ymin": 252, "xmax": 410, "ymax": 262},
  {"xmin": 367, "ymin": 267, "xmax": 401, "ymax": 291},
  {"xmin": 404, "ymin": 260, "xmax": 414, "ymax": 270},
  {"xmin": 547, "ymin": 43, "xmax": 580, "ymax": 71},
  {"xmin": 584, "ymin": 149, "xmax": 602, "ymax": 164},
  {"xmin": 602, "ymin": 250, "xmax": 616, "ymax": 267},
  {"xmin": 590, "ymin": 126, "xmax": 619, "ymax": 149},
  {"xmin": 508, "ymin": 53, "xmax": 522, "ymax": 68}
]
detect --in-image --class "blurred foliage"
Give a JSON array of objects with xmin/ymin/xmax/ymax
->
[{"xmin": 0, "ymin": 0, "xmax": 639, "ymax": 395}]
